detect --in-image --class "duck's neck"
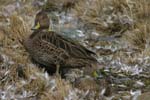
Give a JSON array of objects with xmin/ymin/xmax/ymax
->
[
  {"xmin": 29, "ymin": 30, "xmax": 41, "ymax": 39},
  {"xmin": 30, "ymin": 29, "xmax": 54, "ymax": 39},
  {"xmin": 36, "ymin": 28, "xmax": 53, "ymax": 31}
]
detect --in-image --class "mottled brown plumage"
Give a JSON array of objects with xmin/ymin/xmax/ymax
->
[{"xmin": 24, "ymin": 10, "xmax": 98, "ymax": 75}]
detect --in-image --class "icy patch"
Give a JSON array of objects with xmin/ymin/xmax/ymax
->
[
  {"xmin": 134, "ymin": 81, "xmax": 145, "ymax": 87},
  {"xmin": 50, "ymin": 79, "xmax": 56, "ymax": 91},
  {"xmin": 95, "ymin": 46, "xmax": 102, "ymax": 49},
  {"xmin": 110, "ymin": 59, "xmax": 143, "ymax": 75},
  {"xmin": 130, "ymin": 90, "xmax": 141, "ymax": 100},
  {"xmin": 92, "ymin": 32, "xmax": 99, "ymax": 36},
  {"xmin": 76, "ymin": 30, "xmax": 85, "ymax": 38},
  {"xmin": 65, "ymin": 89, "xmax": 80, "ymax": 100},
  {"xmin": 121, "ymin": 65, "xmax": 143, "ymax": 75},
  {"xmin": 119, "ymin": 15, "xmax": 133, "ymax": 25}
]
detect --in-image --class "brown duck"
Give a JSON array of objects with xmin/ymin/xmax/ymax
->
[{"xmin": 23, "ymin": 10, "xmax": 99, "ymax": 75}]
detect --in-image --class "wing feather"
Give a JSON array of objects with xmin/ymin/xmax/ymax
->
[{"xmin": 41, "ymin": 31, "xmax": 97, "ymax": 61}]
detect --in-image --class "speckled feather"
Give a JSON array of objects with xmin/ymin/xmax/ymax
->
[
  {"xmin": 24, "ymin": 30, "xmax": 98, "ymax": 68},
  {"xmin": 23, "ymin": 10, "xmax": 99, "ymax": 70}
]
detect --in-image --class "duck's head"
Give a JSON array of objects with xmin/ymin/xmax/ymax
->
[{"xmin": 31, "ymin": 10, "xmax": 50, "ymax": 31}]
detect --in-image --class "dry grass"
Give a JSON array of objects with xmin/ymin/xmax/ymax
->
[
  {"xmin": 40, "ymin": 77, "xmax": 71, "ymax": 100},
  {"xmin": 72, "ymin": 0, "xmax": 150, "ymax": 52},
  {"xmin": 132, "ymin": 0, "xmax": 150, "ymax": 21},
  {"xmin": 42, "ymin": 0, "xmax": 79, "ymax": 12},
  {"xmin": 122, "ymin": 0, "xmax": 150, "ymax": 51},
  {"xmin": 9, "ymin": 14, "xmax": 31, "ymax": 43},
  {"xmin": 0, "ymin": 0, "xmax": 15, "ymax": 6},
  {"xmin": 0, "ymin": 2, "xmax": 73, "ymax": 99},
  {"xmin": 0, "ymin": 0, "xmax": 150, "ymax": 99},
  {"xmin": 72, "ymin": 0, "xmax": 134, "ymax": 35},
  {"xmin": 123, "ymin": 25, "xmax": 146, "ymax": 50}
]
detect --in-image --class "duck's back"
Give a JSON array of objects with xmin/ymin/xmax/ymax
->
[{"xmin": 24, "ymin": 30, "xmax": 98, "ymax": 68}]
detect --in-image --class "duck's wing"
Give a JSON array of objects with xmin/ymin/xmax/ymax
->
[{"xmin": 41, "ymin": 31, "xmax": 97, "ymax": 61}]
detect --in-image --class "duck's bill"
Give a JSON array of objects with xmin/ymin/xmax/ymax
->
[{"xmin": 31, "ymin": 22, "xmax": 40, "ymax": 30}]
